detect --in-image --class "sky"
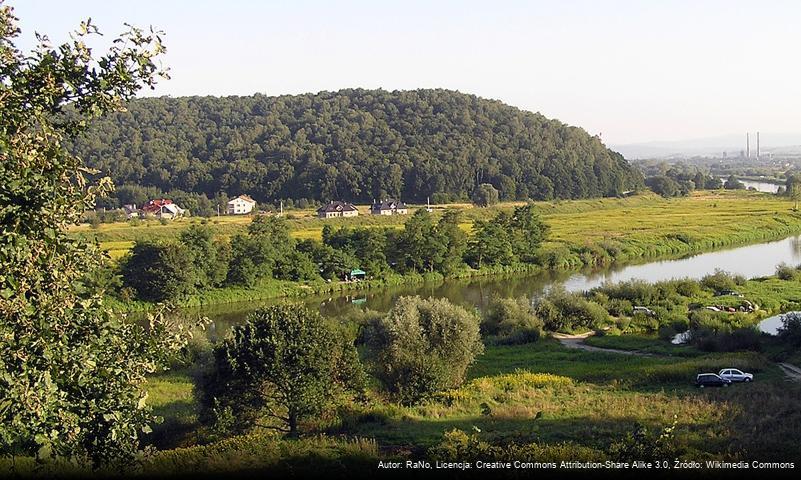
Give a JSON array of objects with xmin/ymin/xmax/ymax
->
[{"xmin": 8, "ymin": 0, "xmax": 801, "ymax": 145}]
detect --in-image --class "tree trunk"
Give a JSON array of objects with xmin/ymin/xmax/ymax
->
[{"xmin": 288, "ymin": 411, "xmax": 298, "ymax": 437}]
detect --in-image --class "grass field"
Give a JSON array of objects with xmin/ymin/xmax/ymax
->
[
  {"xmin": 583, "ymin": 334, "xmax": 705, "ymax": 357},
  {"xmin": 78, "ymin": 190, "xmax": 801, "ymax": 311},
  {"xmin": 139, "ymin": 337, "xmax": 801, "ymax": 470},
  {"xmin": 73, "ymin": 190, "xmax": 801, "ymax": 261}
]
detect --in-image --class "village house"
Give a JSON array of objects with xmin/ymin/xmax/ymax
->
[
  {"xmin": 370, "ymin": 199, "xmax": 408, "ymax": 215},
  {"xmin": 317, "ymin": 201, "xmax": 359, "ymax": 219},
  {"xmin": 123, "ymin": 204, "xmax": 140, "ymax": 219},
  {"xmin": 141, "ymin": 199, "xmax": 186, "ymax": 219},
  {"xmin": 227, "ymin": 194, "xmax": 257, "ymax": 215}
]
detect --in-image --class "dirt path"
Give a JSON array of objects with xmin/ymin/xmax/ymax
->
[
  {"xmin": 554, "ymin": 333, "xmax": 801, "ymax": 382},
  {"xmin": 778, "ymin": 363, "xmax": 801, "ymax": 382},
  {"xmin": 551, "ymin": 332, "xmax": 663, "ymax": 358}
]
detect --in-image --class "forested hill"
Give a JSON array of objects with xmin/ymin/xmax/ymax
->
[{"xmin": 71, "ymin": 89, "xmax": 644, "ymax": 203}]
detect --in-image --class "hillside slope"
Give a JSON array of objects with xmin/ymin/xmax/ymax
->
[{"xmin": 71, "ymin": 88, "xmax": 643, "ymax": 203}]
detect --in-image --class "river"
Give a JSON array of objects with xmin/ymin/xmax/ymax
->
[
  {"xmin": 719, "ymin": 178, "xmax": 783, "ymax": 193},
  {"xmin": 192, "ymin": 234, "xmax": 801, "ymax": 340}
]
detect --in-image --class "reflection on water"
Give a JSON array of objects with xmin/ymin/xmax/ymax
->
[
  {"xmin": 738, "ymin": 179, "xmax": 782, "ymax": 194},
  {"xmin": 190, "ymin": 235, "xmax": 801, "ymax": 339}
]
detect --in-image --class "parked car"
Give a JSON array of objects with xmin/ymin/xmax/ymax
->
[
  {"xmin": 718, "ymin": 368, "xmax": 753, "ymax": 383},
  {"xmin": 696, "ymin": 373, "xmax": 731, "ymax": 388},
  {"xmin": 633, "ymin": 306, "xmax": 655, "ymax": 316},
  {"xmin": 715, "ymin": 290, "xmax": 744, "ymax": 298}
]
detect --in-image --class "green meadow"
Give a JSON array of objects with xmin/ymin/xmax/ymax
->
[
  {"xmin": 75, "ymin": 190, "xmax": 801, "ymax": 309},
  {"xmin": 76, "ymin": 190, "xmax": 801, "ymax": 258},
  {"xmin": 136, "ymin": 336, "xmax": 800, "ymax": 475}
]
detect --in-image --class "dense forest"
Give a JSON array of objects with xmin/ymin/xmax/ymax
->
[{"xmin": 71, "ymin": 89, "xmax": 644, "ymax": 205}]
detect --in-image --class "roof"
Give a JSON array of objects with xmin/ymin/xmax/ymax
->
[
  {"xmin": 317, "ymin": 201, "xmax": 358, "ymax": 213},
  {"xmin": 228, "ymin": 195, "xmax": 256, "ymax": 205},
  {"xmin": 350, "ymin": 269, "xmax": 366, "ymax": 276},
  {"xmin": 141, "ymin": 199, "xmax": 174, "ymax": 214},
  {"xmin": 371, "ymin": 199, "xmax": 407, "ymax": 211}
]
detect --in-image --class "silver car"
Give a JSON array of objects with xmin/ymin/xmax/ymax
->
[{"xmin": 718, "ymin": 368, "xmax": 753, "ymax": 383}]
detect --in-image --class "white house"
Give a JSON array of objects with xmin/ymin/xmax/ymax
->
[
  {"xmin": 227, "ymin": 195, "xmax": 257, "ymax": 215},
  {"xmin": 317, "ymin": 201, "xmax": 359, "ymax": 219},
  {"xmin": 370, "ymin": 199, "xmax": 408, "ymax": 215}
]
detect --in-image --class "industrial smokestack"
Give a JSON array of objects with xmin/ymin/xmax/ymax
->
[
  {"xmin": 747, "ymin": 133, "xmax": 750, "ymax": 158},
  {"xmin": 757, "ymin": 131, "xmax": 760, "ymax": 159}
]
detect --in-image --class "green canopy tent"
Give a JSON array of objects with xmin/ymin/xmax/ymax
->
[{"xmin": 350, "ymin": 268, "xmax": 366, "ymax": 280}]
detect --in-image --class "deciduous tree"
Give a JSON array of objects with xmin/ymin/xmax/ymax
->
[{"xmin": 0, "ymin": 4, "xmax": 194, "ymax": 467}]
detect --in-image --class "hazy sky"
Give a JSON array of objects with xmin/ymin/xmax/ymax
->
[{"xmin": 9, "ymin": 0, "xmax": 801, "ymax": 144}]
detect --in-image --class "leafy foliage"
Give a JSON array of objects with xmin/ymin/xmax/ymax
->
[
  {"xmin": 363, "ymin": 296, "xmax": 484, "ymax": 404},
  {"xmin": 471, "ymin": 183, "xmax": 499, "ymax": 207},
  {"xmin": 0, "ymin": 4, "xmax": 194, "ymax": 467},
  {"xmin": 466, "ymin": 205, "xmax": 548, "ymax": 268},
  {"xmin": 68, "ymin": 89, "xmax": 644, "ymax": 204},
  {"xmin": 121, "ymin": 241, "xmax": 198, "ymax": 301},
  {"xmin": 198, "ymin": 304, "xmax": 364, "ymax": 436},
  {"xmin": 482, "ymin": 296, "xmax": 543, "ymax": 344}
]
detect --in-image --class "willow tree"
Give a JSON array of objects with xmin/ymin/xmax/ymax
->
[{"xmin": 0, "ymin": 3, "xmax": 193, "ymax": 467}]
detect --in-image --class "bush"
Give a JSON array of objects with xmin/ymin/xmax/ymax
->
[
  {"xmin": 363, "ymin": 296, "xmax": 484, "ymax": 404},
  {"xmin": 596, "ymin": 279, "xmax": 659, "ymax": 306},
  {"xmin": 778, "ymin": 312, "xmax": 801, "ymax": 348},
  {"xmin": 689, "ymin": 327, "xmax": 763, "ymax": 352},
  {"xmin": 776, "ymin": 263, "xmax": 800, "ymax": 281},
  {"xmin": 121, "ymin": 241, "xmax": 198, "ymax": 302},
  {"xmin": 657, "ymin": 325, "xmax": 676, "ymax": 342},
  {"xmin": 628, "ymin": 312, "xmax": 659, "ymax": 332},
  {"xmin": 605, "ymin": 298, "xmax": 633, "ymax": 317},
  {"xmin": 701, "ymin": 269, "xmax": 742, "ymax": 292},
  {"xmin": 482, "ymin": 296, "xmax": 543, "ymax": 344},
  {"xmin": 197, "ymin": 304, "xmax": 364, "ymax": 436},
  {"xmin": 534, "ymin": 289, "xmax": 609, "ymax": 332},
  {"xmin": 471, "ymin": 183, "xmax": 499, "ymax": 207},
  {"xmin": 609, "ymin": 418, "xmax": 681, "ymax": 461}
]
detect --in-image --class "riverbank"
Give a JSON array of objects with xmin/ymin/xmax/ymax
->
[{"xmin": 102, "ymin": 190, "xmax": 801, "ymax": 312}]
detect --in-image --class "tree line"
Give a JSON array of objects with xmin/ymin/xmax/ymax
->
[
  {"xmin": 117, "ymin": 206, "xmax": 549, "ymax": 302},
  {"xmin": 69, "ymin": 89, "xmax": 644, "ymax": 205},
  {"xmin": 644, "ymin": 168, "xmax": 746, "ymax": 198}
]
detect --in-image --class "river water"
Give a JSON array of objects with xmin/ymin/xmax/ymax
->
[
  {"xmin": 720, "ymin": 178, "xmax": 783, "ymax": 194},
  {"xmin": 192, "ymin": 234, "xmax": 801, "ymax": 340}
]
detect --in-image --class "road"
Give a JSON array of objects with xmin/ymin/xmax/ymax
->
[{"xmin": 778, "ymin": 363, "xmax": 801, "ymax": 382}]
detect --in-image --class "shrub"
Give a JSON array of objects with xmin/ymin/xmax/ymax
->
[
  {"xmin": 597, "ymin": 279, "xmax": 659, "ymax": 306},
  {"xmin": 363, "ymin": 296, "xmax": 484, "ymax": 404},
  {"xmin": 657, "ymin": 325, "xmax": 677, "ymax": 342},
  {"xmin": 605, "ymin": 298, "xmax": 633, "ymax": 317},
  {"xmin": 121, "ymin": 241, "xmax": 198, "ymax": 302},
  {"xmin": 701, "ymin": 269, "xmax": 739, "ymax": 292},
  {"xmin": 688, "ymin": 327, "xmax": 763, "ymax": 352},
  {"xmin": 197, "ymin": 304, "xmax": 364, "ymax": 436},
  {"xmin": 629, "ymin": 312, "xmax": 659, "ymax": 332},
  {"xmin": 534, "ymin": 289, "xmax": 609, "ymax": 332},
  {"xmin": 776, "ymin": 263, "xmax": 800, "ymax": 281},
  {"xmin": 778, "ymin": 312, "xmax": 801, "ymax": 348},
  {"xmin": 471, "ymin": 183, "xmax": 499, "ymax": 207},
  {"xmin": 482, "ymin": 296, "xmax": 543, "ymax": 344},
  {"xmin": 608, "ymin": 418, "xmax": 681, "ymax": 461}
]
